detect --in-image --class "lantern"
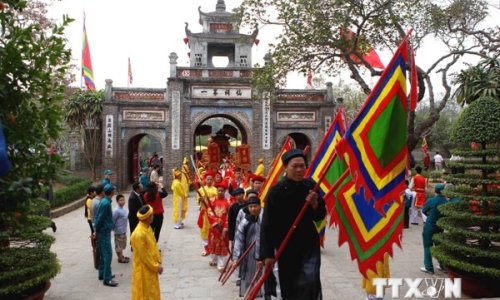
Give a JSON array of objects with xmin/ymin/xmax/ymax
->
[
  {"xmin": 187, "ymin": 52, "xmax": 190, "ymax": 58},
  {"xmin": 183, "ymin": 37, "xmax": 189, "ymax": 44},
  {"xmin": 254, "ymin": 38, "xmax": 260, "ymax": 46}
]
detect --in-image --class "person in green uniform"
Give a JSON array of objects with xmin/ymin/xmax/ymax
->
[{"xmin": 420, "ymin": 183, "xmax": 448, "ymax": 274}]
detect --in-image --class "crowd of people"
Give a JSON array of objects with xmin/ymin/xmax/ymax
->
[
  {"xmin": 81, "ymin": 147, "xmax": 462, "ymax": 300},
  {"xmin": 82, "ymin": 149, "xmax": 326, "ymax": 299}
]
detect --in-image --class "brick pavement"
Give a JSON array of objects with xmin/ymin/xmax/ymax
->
[{"xmin": 43, "ymin": 192, "xmax": 492, "ymax": 300}]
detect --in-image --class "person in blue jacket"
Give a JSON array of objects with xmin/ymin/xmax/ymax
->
[
  {"xmin": 420, "ymin": 184, "xmax": 448, "ymax": 274},
  {"xmin": 94, "ymin": 183, "xmax": 118, "ymax": 286}
]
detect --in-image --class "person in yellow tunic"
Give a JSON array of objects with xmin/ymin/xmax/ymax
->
[
  {"xmin": 130, "ymin": 205, "xmax": 163, "ymax": 300},
  {"xmin": 171, "ymin": 168, "xmax": 188, "ymax": 229},
  {"xmin": 196, "ymin": 170, "xmax": 217, "ymax": 256},
  {"xmin": 180, "ymin": 157, "xmax": 191, "ymax": 195},
  {"xmin": 362, "ymin": 252, "xmax": 390, "ymax": 300},
  {"xmin": 254, "ymin": 157, "xmax": 265, "ymax": 176}
]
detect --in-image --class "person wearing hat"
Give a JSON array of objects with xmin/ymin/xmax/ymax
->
[
  {"xmin": 197, "ymin": 170, "xmax": 218, "ymax": 256},
  {"xmin": 207, "ymin": 181, "xmax": 230, "ymax": 272},
  {"xmin": 171, "ymin": 168, "xmax": 188, "ymax": 229},
  {"xmin": 260, "ymin": 148, "xmax": 326, "ymax": 299},
  {"xmin": 131, "ymin": 205, "xmax": 163, "ymax": 300},
  {"xmin": 420, "ymin": 183, "xmax": 448, "ymax": 274},
  {"xmin": 228, "ymin": 188, "xmax": 246, "ymax": 248},
  {"xmin": 232, "ymin": 197, "xmax": 268, "ymax": 298},
  {"xmin": 102, "ymin": 169, "xmax": 114, "ymax": 186},
  {"xmin": 181, "ymin": 157, "xmax": 191, "ymax": 195},
  {"xmin": 94, "ymin": 183, "xmax": 118, "ymax": 286},
  {"xmin": 255, "ymin": 157, "xmax": 265, "ymax": 177},
  {"xmin": 250, "ymin": 175, "xmax": 265, "ymax": 194}
]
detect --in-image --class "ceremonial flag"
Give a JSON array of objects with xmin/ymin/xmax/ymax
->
[
  {"xmin": 306, "ymin": 69, "xmax": 313, "ymax": 87},
  {"xmin": 306, "ymin": 108, "xmax": 347, "ymax": 247},
  {"xmin": 128, "ymin": 57, "xmax": 133, "ymax": 84},
  {"xmin": 259, "ymin": 136, "xmax": 293, "ymax": 207},
  {"xmin": 421, "ymin": 136, "xmax": 428, "ymax": 154},
  {"xmin": 341, "ymin": 29, "xmax": 385, "ymax": 70},
  {"xmin": 334, "ymin": 31, "xmax": 415, "ymax": 278},
  {"xmin": 308, "ymin": 108, "xmax": 347, "ymax": 215},
  {"xmin": 82, "ymin": 12, "xmax": 95, "ymax": 90}
]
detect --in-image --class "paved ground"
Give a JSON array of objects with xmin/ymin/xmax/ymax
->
[{"xmin": 43, "ymin": 191, "xmax": 494, "ymax": 300}]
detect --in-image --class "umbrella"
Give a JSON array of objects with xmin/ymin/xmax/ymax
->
[
  {"xmin": 195, "ymin": 145, "xmax": 207, "ymax": 151},
  {"xmin": 195, "ymin": 125, "xmax": 212, "ymax": 136},
  {"xmin": 230, "ymin": 140, "xmax": 242, "ymax": 148}
]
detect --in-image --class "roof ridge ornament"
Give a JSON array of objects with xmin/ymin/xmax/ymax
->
[{"xmin": 216, "ymin": 0, "xmax": 226, "ymax": 12}]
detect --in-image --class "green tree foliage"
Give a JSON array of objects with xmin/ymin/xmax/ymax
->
[
  {"xmin": 64, "ymin": 89, "xmax": 105, "ymax": 180},
  {"xmin": 416, "ymin": 98, "xmax": 461, "ymax": 156},
  {"xmin": 235, "ymin": 0, "xmax": 499, "ymax": 149},
  {"xmin": 451, "ymin": 97, "xmax": 500, "ymax": 144},
  {"xmin": 453, "ymin": 55, "xmax": 500, "ymax": 106},
  {"xmin": 0, "ymin": 0, "xmax": 73, "ymax": 297},
  {"xmin": 433, "ymin": 97, "xmax": 500, "ymax": 293}
]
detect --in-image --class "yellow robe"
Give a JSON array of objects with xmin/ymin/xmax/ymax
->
[
  {"xmin": 362, "ymin": 253, "xmax": 390, "ymax": 295},
  {"xmin": 254, "ymin": 163, "xmax": 265, "ymax": 176},
  {"xmin": 131, "ymin": 222, "xmax": 162, "ymax": 300},
  {"xmin": 197, "ymin": 185, "xmax": 217, "ymax": 240},
  {"xmin": 171, "ymin": 178, "xmax": 188, "ymax": 223},
  {"xmin": 181, "ymin": 162, "xmax": 190, "ymax": 194}
]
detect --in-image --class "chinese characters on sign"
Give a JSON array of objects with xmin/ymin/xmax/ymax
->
[
  {"xmin": 262, "ymin": 93, "xmax": 271, "ymax": 150},
  {"xmin": 105, "ymin": 115, "xmax": 113, "ymax": 158},
  {"xmin": 171, "ymin": 91, "xmax": 180, "ymax": 150},
  {"xmin": 191, "ymin": 86, "xmax": 251, "ymax": 99},
  {"xmin": 325, "ymin": 116, "xmax": 332, "ymax": 135}
]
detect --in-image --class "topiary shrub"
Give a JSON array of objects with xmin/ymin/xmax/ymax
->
[
  {"xmin": 0, "ymin": 1, "xmax": 73, "ymax": 298},
  {"xmin": 433, "ymin": 97, "xmax": 500, "ymax": 297}
]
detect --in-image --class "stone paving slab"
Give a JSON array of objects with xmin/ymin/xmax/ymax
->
[{"xmin": 43, "ymin": 191, "xmax": 497, "ymax": 300}]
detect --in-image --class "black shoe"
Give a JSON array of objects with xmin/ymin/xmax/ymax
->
[
  {"xmin": 103, "ymin": 280, "xmax": 118, "ymax": 287},
  {"xmin": 51, "ymin": 222, "xmax": 57, "ymax": 233},
  {"xmin": 99, "ymin": 274, "xmax": 115, "ymax": 280}
]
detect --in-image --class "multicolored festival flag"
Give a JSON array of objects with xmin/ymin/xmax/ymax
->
[
  {"xmin": 333, "ymin": 31, "xmax": 415, "ymax": 278},
  {"xmin": 307, "ymin": 108, "xmax": 346, "ymax": 209},
  {"xmin": 259, "ymin": 136, "xmax": 293, "ymax": 207},
  {"xmin": 421, "ymin": 136, "xmax": 428, "ymax": 155},
  {"xmin": 128, "ymin": 57, "xmax": 133, "ymax": 84},
  {"xmin": 306, "ymin": 108, "xmax": 347, "ymax": 246},
  {"xmin": 82, "ymin": 12, "xmax": 95, "ymax": 90}
]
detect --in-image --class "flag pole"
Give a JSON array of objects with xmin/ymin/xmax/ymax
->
[
  {"xmin": 80, "ymin": 10, "xmax": 84, "ymax": 89},
  {"xmin": 127, "ymin": 57, "xmax": 129, "ymax": 88},
  {"xmin": 244, "ymin": 151, "xmax": 339, "ymax": 300}
]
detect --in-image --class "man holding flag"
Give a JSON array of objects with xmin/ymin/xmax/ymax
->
[{"xmin": 259, "ymin": 148, "xmax": 326, "ymax": 300}]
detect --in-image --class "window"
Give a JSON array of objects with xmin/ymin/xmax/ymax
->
[
  {"xmin": 195, "ymin": 54, "xmax": 202, "ymax": 67},
  {"xmin": 240, "ymin": 55, "xmax": 247, "ymax": 67}
]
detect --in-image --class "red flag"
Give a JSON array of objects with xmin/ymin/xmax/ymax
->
[
  {"xmin": 306, "ymin": 69, "xmax": 313, "ymax": 87},
  {"xmin": 410, "ymin": 45, "xmax": 417, "ymax": 110},
  {"xmin": 341, "ymin": 29, "xmax": 385, "ymax": 70},
  {"xmin": 128, "ymin": 57, "xmax": 133, "ymax": 84}
]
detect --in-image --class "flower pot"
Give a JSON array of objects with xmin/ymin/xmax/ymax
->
[
  {"xmin": 20, "ymin": 281, "xmax": 51, "ymax": 300},
  {"xmin": 446, "ymin": 266, "xmax": 500, "ymax": 298}
]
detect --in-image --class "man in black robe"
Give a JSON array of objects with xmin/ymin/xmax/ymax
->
[{"xmin": 259, "ymin": 148, "xmax": 326, "ymax": 300}]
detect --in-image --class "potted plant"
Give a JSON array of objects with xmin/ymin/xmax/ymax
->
[
  {"xmin": 0, "ymin": 1, "xmax": 73, "ymax": 299},
  {"xmin": 433, "ymin": 97, "xmax": 500, "ymax": 298}
]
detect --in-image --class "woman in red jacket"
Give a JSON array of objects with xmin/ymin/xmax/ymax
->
[{"xmin": 143, "ymin": 182, "xmax": 168, "ymax": 242}]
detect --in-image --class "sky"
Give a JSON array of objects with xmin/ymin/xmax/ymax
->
[{"xmin": 47, "ymin": 0, "xmax": 497, "ymax": 92}]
